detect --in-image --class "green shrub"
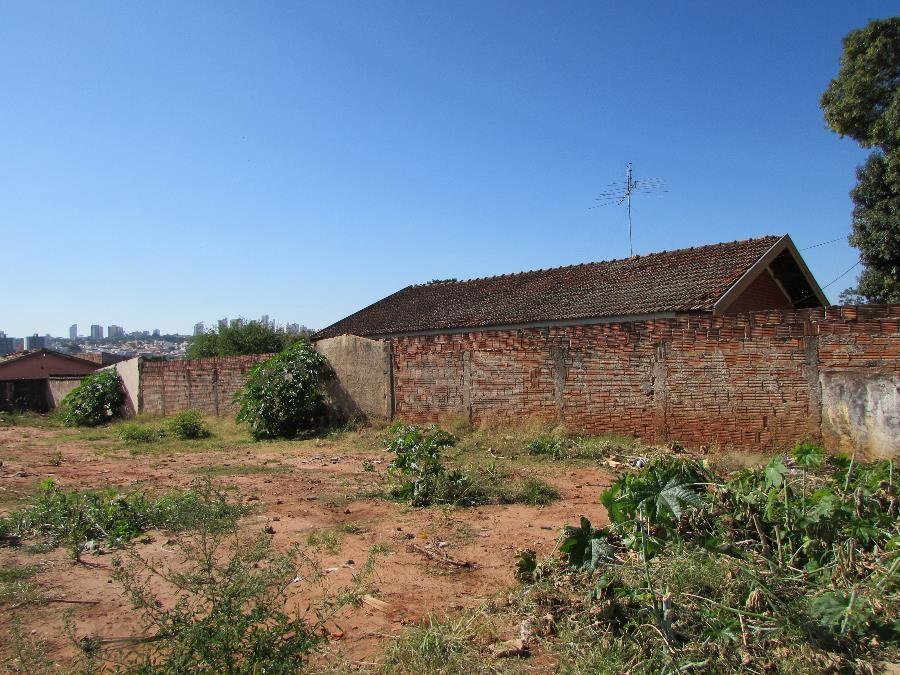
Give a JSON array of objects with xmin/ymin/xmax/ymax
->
[
  {"xmin": 59, "ymin": 370, "xmax": 125, "ymax": 427},
  {"xmin": 234, "ymin": 342, "xmax": 333, "ymax": 440},
  {"xmin": 167, "ymin": 409, "xmax": 210, "ymax": 439},
  {"xmin": 119, "ymin": 423, "xmax": 161, "ymax": 444}
]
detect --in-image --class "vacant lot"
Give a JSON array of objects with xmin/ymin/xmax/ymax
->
[
  {"xmin": 0, "ymin": 414, "xmax": 634, "ymax": 671},
  {"xmin": 2, "ymin": 414, "xmax": 896, "ymax": 673}
]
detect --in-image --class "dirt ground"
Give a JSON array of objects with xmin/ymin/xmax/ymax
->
[{"xmin": 0, "ymin": 419, "xmax": 616, "ymax": 671}]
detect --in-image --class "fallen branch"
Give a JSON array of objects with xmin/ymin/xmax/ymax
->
[{"xmin": 408, "ymin": 543, "xmax": 475, "ymax": 569}]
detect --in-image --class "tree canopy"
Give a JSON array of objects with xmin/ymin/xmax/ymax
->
[
  {"xmin": 821, "ymin": 18, "xmax": 900, "ymax": 303},
  {"xmin": 186, "ymin": 320, "xmax": 308, "ymax": 359}
]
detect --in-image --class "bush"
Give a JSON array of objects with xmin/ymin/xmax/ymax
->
[
  {"xmin": 119, "ymin": 423, "xmax": 161, "ymax": 444},
  {"xmin": 167, "ymin": 410, "xmax": 210, "ymax": 439},
  {"xmin": 59, "ymin": 370, "xmax": 124, "ymax": 427},
  {"xmin": 234, "ymin": 341, "xmax": 333, "ymax": 440}
]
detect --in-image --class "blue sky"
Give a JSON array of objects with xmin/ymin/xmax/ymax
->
[{"xmin": 1, "ymin": 1, "xmax": 895, "ymax": 336}]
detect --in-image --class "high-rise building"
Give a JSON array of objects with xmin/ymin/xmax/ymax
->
[
  {"xmin": 152, "ymin": 329, "xmax": 160, "ymax": 337},
  {"xmin": 13, "ymin": 338, "xmax": 24, "ymax": 351},
  {"xmin": 286, "ymin": 323, "xmax": 300, "ymax": 334},
  {"xmin": 260, "ymin": 314, "xmax": 269, "ymax": 327},
  {"xmin": 108, "ymin": 325, "xmax": 125, "ymax": 339},
  {"xmin": 25, "ymin": 334, "xmax": 47, "ymax": 350},
  {"xmin": 0, "ymin": 332, "xmax": 14, "ymax": 355},
  {"xmin": 194, "ymin": 322, "xmax": 205, "ymax": 336},
  {"xmin": 218, "ymin": 318, "xmax": 228, "ymax": 331},
  {"xmin": 90, "ymin": 324, "xmax": 103, "ymax": 340},
  {"xmin": 69, "ymin": 324, "xmax": 78, "ymax": 339}
]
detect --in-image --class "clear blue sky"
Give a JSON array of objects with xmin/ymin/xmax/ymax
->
[{"xmin": 1, "ymin": 2, "xmax": 895, "ymax": 337}]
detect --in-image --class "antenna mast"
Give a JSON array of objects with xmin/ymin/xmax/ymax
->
[{"xmin": 591, "ymin": 163, "xmax": 665, "ymax": 256}]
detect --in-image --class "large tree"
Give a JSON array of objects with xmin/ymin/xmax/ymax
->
[
  {"xmin": 186, "ymin": 320, "xmax": 309, "ymax": 358},
  {"xmin": 821, "ymin": 17, "xmax": 900, "ymax": 303}
]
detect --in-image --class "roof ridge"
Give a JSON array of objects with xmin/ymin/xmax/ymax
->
[{"xmin": 410, "ymin": 235, "xmax": 781, "ymax": 287}]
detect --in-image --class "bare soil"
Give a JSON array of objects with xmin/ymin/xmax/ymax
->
[{"xmin": 0, "ymin": 420, "xmax": 613, "ymax": 671}]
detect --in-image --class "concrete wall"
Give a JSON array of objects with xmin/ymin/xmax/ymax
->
[
  {"xmin": 102, "ymin": 357, "xmax": 141, "ymax": 416},
  {"xmin": 393, "ymin": 305, "xmax": 899, "ymax": 458},
  {"xmin": 47, "ymin": 376, "xmax": 87, "ymax": 409},
  {"xmin": 314, "ymin": 334, "xmax": 392, "ymax": 420}
]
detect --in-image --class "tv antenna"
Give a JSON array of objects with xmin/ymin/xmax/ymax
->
[{"xmin": 591, "ymin": 163, "xmax": 666, "ymax": 256}]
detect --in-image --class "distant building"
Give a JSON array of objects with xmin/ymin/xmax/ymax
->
[
  {"xmin": 25, "ymin": 334, "xmax": 47, "ymax": 350},
  {"xmin": 0, "ymin": 333, "xmax": 14, "ymax": 355},
  {"xmin": 218, "ymin": 318, "xmax": 228, "ymax": 331},
  {"xmin": 152, "ymin": 329, "xmax": 160, "ymax": 337},
  {"xmin": 90, "ymin": 324, "xmax": 103, "ymax": 340},
  {"xmin": 260, "ymin": 314, "xmax": 269, "ymax": 327},
  {"xmin": 286, "ymin": 323, "xmax": 300, "ymax": 334},
  {"xmin": 194, "ymin": 322, "xmax": 205, "ymax": 336},
  {"xmin": 13, "ymin": 338, "xmax": 24, "ymax": 351},
  {"xmin": 69, "ymin": 324, "xmax": 77, "ymax": 340},
  {"xmin": 108, "ymin": 325, "xmax": 125, "ymax": 339}
]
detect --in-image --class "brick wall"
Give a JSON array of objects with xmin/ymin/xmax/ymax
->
[
  {"xmin": 393, "ymin": 305, "xmax": 900, "ymax": 455},
  {"xmin": 140, "ymin": 354, "xmax": 270, "ymax": 416},
  {"xmin": 724, "ymin": 269, "xmax": 790, "ymax": 314}
]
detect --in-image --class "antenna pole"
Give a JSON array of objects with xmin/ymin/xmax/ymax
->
[{"xmin": 626, "ymin": 162, "xmax": 633, "ymax": 256}]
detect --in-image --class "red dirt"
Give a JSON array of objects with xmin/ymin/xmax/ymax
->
[{"xmin": 0, "ymin": 424, "xmax": 611, "ymax": 670}]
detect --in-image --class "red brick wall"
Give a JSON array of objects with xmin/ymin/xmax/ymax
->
[
  {"xmin": 725, "ymin": 269, "xmax": 790, "ymax": 314},
  {"xmin": 393, "ymin": 305, "xmax": 900, "ymax": 451},
  {"xmin": 140, "ymin": 354, "xmax": 271, "ymax": 416}
]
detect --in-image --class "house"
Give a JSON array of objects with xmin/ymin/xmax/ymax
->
[
  {"xmin": 0, "ymin": 349, "xmax": 101, "ymax": 412},
  {"xmin": 314, "ymin": 235, "xmax": 827, "ymax": 340}
]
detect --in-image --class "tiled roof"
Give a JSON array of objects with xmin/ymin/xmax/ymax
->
[
  {"xmin": 0, "ymin": 349, "xmax": 102, "ymax": 367},
  {"xmin": 313, "ymin": 235, "xmax": 784, "ymax": 339}
]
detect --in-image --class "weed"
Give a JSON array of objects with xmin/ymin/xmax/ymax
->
[
  {"xmin": 97, "ymin": 530, "xmax": 322, "ymax": 672},
  {"xmin": 166, "ymin": 409, "xmax": 211, "ymax": 439},
  {"xmin": 513, "ymin": 477, "xmax": 559, "ymax": 505},
  {"xmin": 48, "ymin": 450, "xmax": 62, "ymax": 466},
  {"xmin": 0, "ymin": 478, "xmax": 246, "ymax": 558},
  {"xmin": 525, "ymin": 435, "xmax": 570, "ymax": 459},
  {"xmin": 380, "ymin": 611, "xmax": 500, "ymax": 674},
  {"xmin": 7, "ymin": 618, "xmax": 53, "ymax": 674},
  {"xmin": 0, "ymin": 564, "xmax": 44, "ymax": 608},
  {"xmin": 307, "ymin": 529, "xmax": 343, "ymax": 554},
  {"xmin": 339, "ymin": 523, "xmax": 365, "ymax": 535},
  {"xmin": 119, "ymin": 423, "xmax": 162, "ymax": 444},
  {"xmin": 385, "ymin": 424, "xmax": 558, "ymax": 507},
  {"xmin": 538, "ymin": 449, "xmax": 900, "ymax": 670}
]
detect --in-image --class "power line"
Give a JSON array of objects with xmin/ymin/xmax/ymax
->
[
  {"xmin": 800, "ymin": 236, "xmax": 847, "ymax": 251},
  {"xmin": 820, "ymin": 260, "xmax": 860, "ymax": 290}
]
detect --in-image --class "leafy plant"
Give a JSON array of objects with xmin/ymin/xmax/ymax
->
[
  {"xmin": 59, "ymin": 370, "xmax": 125, "ymax": 427},
  {"xmin": 167, "ymin": 409, "xmax": 210, "ymax": 439},
  {"xmin": 559, "ymin": 517, "xmax": 615, "ymax": 572},
  {"xmin": 234, "ymin": 341, "xmax": 333, "ymax": 440},
  {"xmin": 386, "ymin": 424, "xmax": 457, "ymax": 506}
]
